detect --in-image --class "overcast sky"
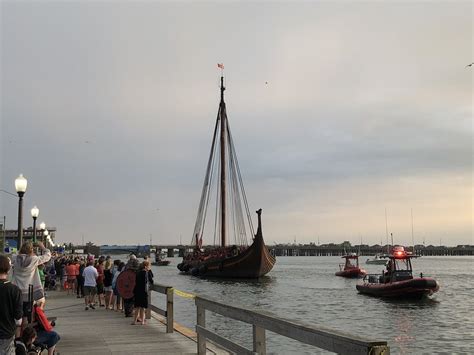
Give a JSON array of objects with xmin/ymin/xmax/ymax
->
[{"xmin": 1, "ymin": 0, "xmax": 472, "ymax": 247}]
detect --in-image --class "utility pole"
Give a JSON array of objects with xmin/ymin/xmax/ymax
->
[{"xmin": 1, "ymin": 216, "xmax": 5, "ymax": 251}]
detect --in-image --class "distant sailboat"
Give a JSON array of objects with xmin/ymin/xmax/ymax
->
[
  {"xmin": 177, "ymin": 74, "xmax": 275, "ymax": 278},
  {"xmin": 366, "ymin": 209, "xmax": 390, "ymax": 265}
]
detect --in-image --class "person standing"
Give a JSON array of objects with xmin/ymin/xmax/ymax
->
[
  {"xmin": 111, "ymin": 262, "xmax": 124, "ymax": 312},
  {"xmin": 95, "ymin": 258, "xmax": 105, "ymax": 307},
  {"xmin": 82, "ymin": 260, "xmax": 98, "ymax": 310},
  {"xmin": 122, "ymin": 255, "xmax": 139, "ymax": 317},
  {"xmin": 11, "ymin": 242, "xmax": 51, "ymax": 322},
  {"xmin": 65, "ymin": 261, "xmax": 77, "ymax": 295},
  {"xmin": 131, "ymin": 260, "xmax": 154, "ymax": 325},
  {"xmin": 103, "ymin": 258, "xmax": 113, "ymax": 309},
  {"xmin": 76, "ymin": 259, "xmax": 85, "ymax": 298},
  {"xmin": 0, "ymin": 254, "xmax": 23, "ymax": 355}
]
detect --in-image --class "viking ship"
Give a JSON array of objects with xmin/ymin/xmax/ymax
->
[{"xmin": 177, "ymin": 75, "xmax": 275, "ymax": 278}]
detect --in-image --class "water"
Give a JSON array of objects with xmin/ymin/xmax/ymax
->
[{"xmin": 147, "ymin": 256, "xmax": 473, "ymax": 354}]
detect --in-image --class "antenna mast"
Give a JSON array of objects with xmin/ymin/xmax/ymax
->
[
  {"xmin": 385, "ymin": 208, "xmax": 389, "ymax": 253},
  {"xmin": 411, "ymin": 208, "xmax": 415, "ymax": 253},
  {"xmin": 219, "ymin": 75, "xmax": 227, "ymax": 247}
]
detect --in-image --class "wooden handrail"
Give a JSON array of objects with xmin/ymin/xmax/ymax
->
[
  {"xmin": 148, "ymin": 283, "xmax": 174, "ymax": 333},
  {"xmin": 195, "ymin": 295, "xmax": 389, "ymax": 355}
]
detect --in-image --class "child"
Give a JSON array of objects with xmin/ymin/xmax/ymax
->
[{"xmin": 32, "ymin": 303, "xmax": 60, "ymax": 355}]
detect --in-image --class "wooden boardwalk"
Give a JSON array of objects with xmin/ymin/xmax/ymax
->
[{"xmin": 44, "ymin": 290, "xmax": 226, "ymax": 354}]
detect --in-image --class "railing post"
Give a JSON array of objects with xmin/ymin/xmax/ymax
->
[
  {"xmin": 146, "ymin": 291, "xmax": 151, "ymax": 319},
  {"xmin": 196, "ymin": 302, "xmax": 206, "ymax": 355},
  {"xmin": 253, "ymin": 325, "xmax": 266, "ymax": 354},
  {"xmin": 369, "ymin": 345, "xmax": 390, "ymax": 355},
  {"xmin": 166, "ymin": 287, "xmax": 174, "ymax": 333}
]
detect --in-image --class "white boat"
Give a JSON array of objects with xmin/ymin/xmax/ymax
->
[{"xmin": 365, "ymin": 254, "xmax": 388, "ymax": 265}]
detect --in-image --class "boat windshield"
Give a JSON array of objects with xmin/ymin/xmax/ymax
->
[
  {"xmin": 346, "ymin": 258, "xmax": 358, "ymax": 268},
  {"xmin": 393, "ymin": 258, "xmax": 412, "ymax": 271}
]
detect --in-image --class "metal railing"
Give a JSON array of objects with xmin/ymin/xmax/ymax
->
[{"xmin": 195, "ymin": 295, "xmax": 390, "ymax": 355}]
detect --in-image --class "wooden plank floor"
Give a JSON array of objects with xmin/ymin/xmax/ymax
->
[{"xmin": 44, "ymin": 290, "xmax": 224, "ymax": 354}]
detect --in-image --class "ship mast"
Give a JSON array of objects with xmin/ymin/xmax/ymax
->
[{"xmin": 219, "ymin": 76, "xmax": 227, "ymax": 247}]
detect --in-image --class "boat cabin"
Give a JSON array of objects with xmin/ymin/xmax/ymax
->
[
  {"xmin": 383, "ymin": 246, "xmax": 414, "ymax": 283},
  {"xmin": 340, "ymin": 254, "xmax": 359, "ymax": 270}
]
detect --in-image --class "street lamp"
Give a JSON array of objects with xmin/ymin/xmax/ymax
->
[
  {"xmin": 39, "ymin": 222, "xmax": 46, "ymax": 243},
  {"xmin": 15, "ymin": 174, "xmax": 28, "ymax": 248},
  {"xmin": 46, "ymin": 235, "xmax": 54, "ymax": 247},
  {"xmin": 43, "ymin": 229, "xmax": 49, "ymax": 244},
  {"xmin": 31, "ymin": 206, "xmax": 39, "ymax": 243}
]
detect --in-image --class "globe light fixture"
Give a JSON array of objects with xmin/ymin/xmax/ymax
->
[
  {"xmin": 15, "ymin": 174, "xmax": 28, "ymax": 247},
  {"xmin": 39, "ymin": 222, "xmax": 46, "ymax": 231},
  {"xmin": 43, "ymin": 229, "xmax": 49, "ymax": 244},
  {"xmin": 30, "ymin": 206, "xmax": 39, "ymax": 242},
  {"xmin": 15, "ymin": 174, "xmax": 27, "ymax": 194}
]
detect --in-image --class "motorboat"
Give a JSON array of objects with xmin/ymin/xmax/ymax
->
[
  {"xmin": 357, "ymin": 246, "xmax": 439, "ymax": 299},
  {"xmin": 365, "ymin": 254, "xmax": 388, "ymax": 265},
  {"xmin": 336, "ymin": 253, "xmax": 367, "ymax": 278}
]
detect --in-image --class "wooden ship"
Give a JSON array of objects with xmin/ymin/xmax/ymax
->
[{"xmin": 177, "ymin": 73, "xmax": 275, "ymax": 278}]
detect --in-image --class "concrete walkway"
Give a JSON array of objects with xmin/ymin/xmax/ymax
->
[{"xmin": 44, "ymin": 290, "xmax": 224, "ymax": 354}]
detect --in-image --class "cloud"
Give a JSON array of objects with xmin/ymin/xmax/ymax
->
[{"xmin": 1, "ymin": 1, "xmax": 472, "ymax": 246}]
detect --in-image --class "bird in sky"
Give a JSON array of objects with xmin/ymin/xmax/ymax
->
[{"xmin": 466, "ymin": 62, "xmax": 474, "ymax": 67}]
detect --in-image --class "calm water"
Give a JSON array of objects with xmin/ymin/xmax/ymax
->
[{"xmin": 148, "ymin": 256, "xmax": 473, "ymax": 354}]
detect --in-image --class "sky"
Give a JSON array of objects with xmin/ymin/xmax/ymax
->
[{"xmin": 0, "ymin": 0, "xmax": 472, "ymax": 247}]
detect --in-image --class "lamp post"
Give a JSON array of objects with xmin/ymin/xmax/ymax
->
[
  {"xmin": 43, "ymin": 229, "xmax": 49, "ymax": 245},
  {"xmin": 31, "ymin": 206, "xmax": 39, "ymax": 243},
  {"xmin": 39, "ymin": 222, "xmax": 46, "ymax": 240},
  {"xmin": 15, "ymin": 174, "xmax": 28, "ymax": 248}
]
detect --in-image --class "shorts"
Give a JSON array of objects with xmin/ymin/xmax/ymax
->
[
  {"xmin": 96, "ymin": 283, "xmax": 104, "ymax": 294},
  {"xmin": 35, "ymin": 330, "xmax": 60, "ymax": 349},
  {"xmin": 104, "ymin": 286, "xmax": 113, "ymax": 292},
  {"xmin": 83, "ymin": 286, "xmax": 96, "ymax": 296}
]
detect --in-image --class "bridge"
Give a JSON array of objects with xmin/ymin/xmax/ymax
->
[{"xmin": 75, "ymin": 243, "xmax": 473, "ymax": 258}]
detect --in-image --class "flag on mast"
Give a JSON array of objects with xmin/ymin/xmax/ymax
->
[{"xmin": 217, "ymin": 63, "xmax": 224, "ymax": 69}]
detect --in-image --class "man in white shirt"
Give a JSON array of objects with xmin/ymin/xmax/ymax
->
[{"xmin": 82, "ymin": 260, "xmax": 98, "ymax": 310}]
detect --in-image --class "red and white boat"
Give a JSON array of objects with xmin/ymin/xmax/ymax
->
[
  {"xmin": 335, "ymin": 253, "xmax": 367, "ymax": 278},
  {"xmin": 356, "ymin": 246, "xmax": 439, "ymax": 299}
]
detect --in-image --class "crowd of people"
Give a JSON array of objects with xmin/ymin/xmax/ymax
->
[{"xmin": 0, "ymin": 242, "xmax": 154, "ymax": 355}]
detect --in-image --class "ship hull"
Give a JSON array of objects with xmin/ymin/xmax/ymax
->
[
  {"xmin": 365, "ymin": 259, "xmax": 388, "ymax": 265},
  {"xmin": 178, "ymin": 230, "xmax": 275, "ymax": 278},
  {"xmin": 356, "ymin": 277, "xmax": 439, "ymax": 299},
  {"xmin": 335, "ymin": 268, "xmax": 366, "ymax": 278}
]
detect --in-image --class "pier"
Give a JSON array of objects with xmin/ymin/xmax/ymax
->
[
  {"xmin": 45, "ymin": 286, "xmax": 227, "ymax": 354},
  {"xmin": 73, "ymin": 243, "xmax": 474, "ymax": 258},
  {"xmin": 43, "ymin": 283, "xmax": 390, "ymax": 354}
]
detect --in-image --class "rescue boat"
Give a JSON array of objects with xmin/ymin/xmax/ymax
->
[
  {"xmin": 335, "ymin": 253, "xmax": 367, "ymax": 278},
  {"xmin": 356, "ymin": 246, "xmax": 439, "ymax": 299}
]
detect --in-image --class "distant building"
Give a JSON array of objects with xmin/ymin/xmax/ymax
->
[{"xmin": 3, "ymin": 227, "xmax": 57, "ymax": 249}]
